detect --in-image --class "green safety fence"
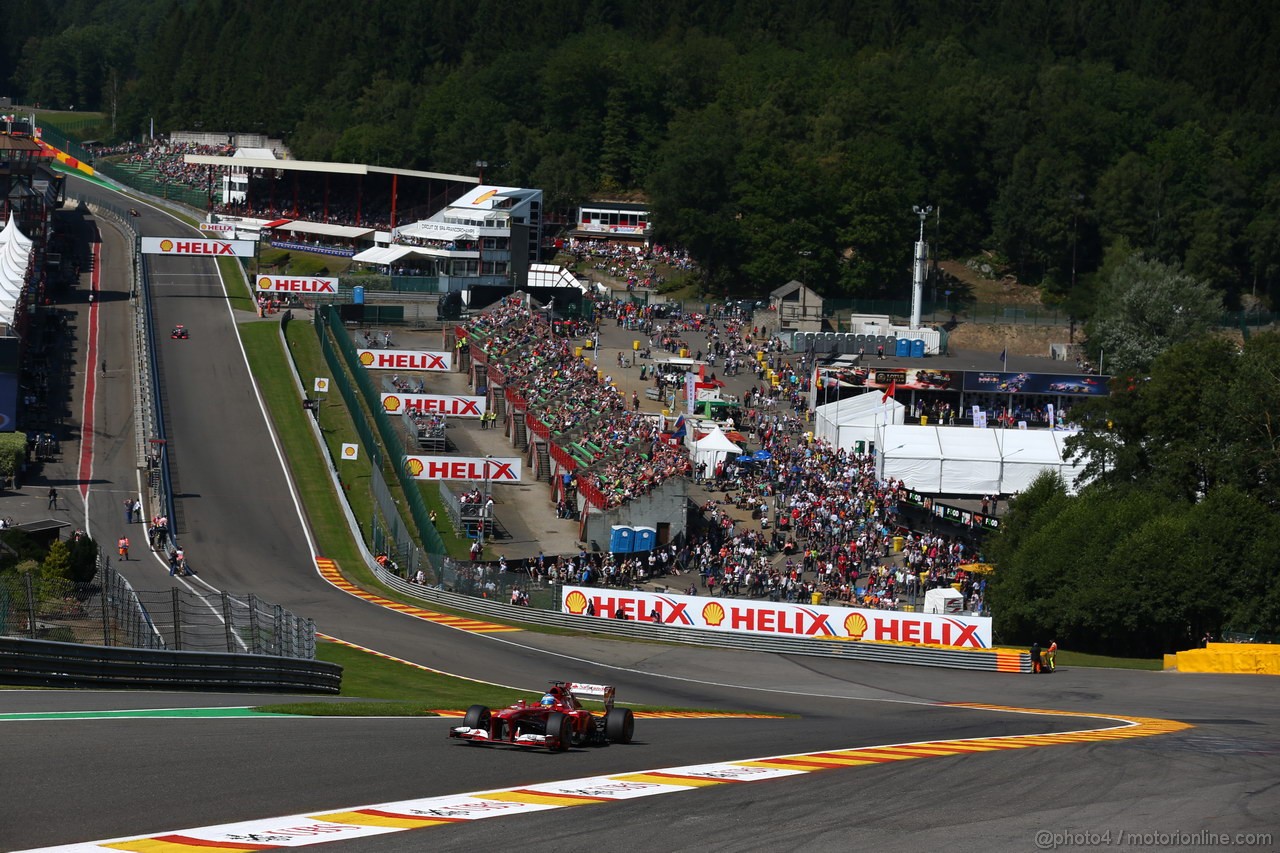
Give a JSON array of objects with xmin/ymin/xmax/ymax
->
[
  {"xmin": 32, "ymin": 119, "xmax": 99, "ymax": 164},
  {"xmin": 94, "ymin": 160, "xmax": 211, "ymax": 210},
  {"xmin": 314, "ymin": 320, "xmax": 382, "ymax": 470},
  {"xmin": 340, "ymin": 275, "xmax": 444, "ymax": 293},
  {"xmin": 316, "ymin": 306, "xmax": 448, "ymax": 556}
]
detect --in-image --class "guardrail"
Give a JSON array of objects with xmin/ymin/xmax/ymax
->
[
  {"xmin": 0, "ymin": 637, "xmax": 341, "ymax": 693},
  {"xmin": 71, "ymin": 196, "xmax": 171, "ymax": 522},
  {"xmin": 367, "ymin": 561, "xmax": 1028, "ymax": 672}
]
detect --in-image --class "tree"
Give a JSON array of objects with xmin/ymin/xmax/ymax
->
[
  {"xmin": 1085, "ymin": 252, "xmax": 1222, "ymax": 373},
  {"xmin": 0, "ymin": 433, "xmax": 26, "ymax": 488}
]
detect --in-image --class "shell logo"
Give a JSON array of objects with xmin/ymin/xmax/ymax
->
[
  {"xmin": 342, "ymin": 445, "xmax": 358, "ymax": 459},
  {"xmin": 257, "ymin": 276, "xmax": 273, "ymax": 289},
  {"xmin": 384, "ymin": 395, "xmax": 402, "ymax": 412},
  {"xmin": 405, "ymin": 458, "xmax": 424, "ymax": 477},
  {"xmin": 564, "ymin": 590, "xmax": 588, "ymax": 615},
  {"xmin": 159, "ymin": 239, "xmax": 174, "ymax": 252},
  {"xmin": 359, "ymin": 351, "xmax": 375, "ymax": 366},
  {"xmin": 702, "ymin": 601, "xmax": 726, "ymax": 627},
  {"xmin": 844, "ymin": 612, "xmax": 868, "ymax": 640}
]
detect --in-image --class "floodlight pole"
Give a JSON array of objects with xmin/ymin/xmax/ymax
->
[{"xmin": 911, "ymin": 205, "xmax": 932, "ymax": 330}]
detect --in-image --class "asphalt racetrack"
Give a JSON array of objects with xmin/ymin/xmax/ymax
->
[{"xmin": 3, "ymin": 182, "xmax": 1276, "ymax": 852}]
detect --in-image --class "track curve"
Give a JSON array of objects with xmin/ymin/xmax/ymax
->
[{"xmin": 3, "ymin": 180, "xmax": 1275, "ymax": 852}]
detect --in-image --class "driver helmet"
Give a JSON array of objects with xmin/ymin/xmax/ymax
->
[{"xmin": 540, "ymin": 693, "xmax": 557, "ymax": 706}]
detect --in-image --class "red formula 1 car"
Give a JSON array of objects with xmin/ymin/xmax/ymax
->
[
  {"xmin": 171, "ymin": 324, "xmax": 189, "ymax": 339},
  {"xmin": 449, "ymin": 681, "xmax": 635, "ymax": 752}
]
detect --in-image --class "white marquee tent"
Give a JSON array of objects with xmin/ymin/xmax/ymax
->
[
  {"xmin": 814, "ymin": 391, "xmax": 905, "ymax": 450},
  {"xmin": 0, "ymin": 214, "xmax": 33, "ymax": 328},
  {"xmin": 875, "ymin": 424, "xmax": 1086, "ymax": 496},
  {"xmin": 689, "ymin": 426, "xmax": 742, "ymax": 475}
]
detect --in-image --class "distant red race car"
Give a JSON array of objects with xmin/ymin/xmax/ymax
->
[
  {"xmin": 171, "ymin": 324, "xmax": 189, "ymax": 339},
  {"xmin": 449, "ymin": 681, "xmax": 635, "ymax": 752}
]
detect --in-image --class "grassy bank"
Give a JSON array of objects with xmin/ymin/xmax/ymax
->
[{"xmin": 254, "ymin": 640, "xmax": 740, "ymax": 716}]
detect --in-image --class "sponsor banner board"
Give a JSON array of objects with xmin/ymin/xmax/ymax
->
[
  {"xmin": 560, "ymin": 585, "xmax": 992, "ymax": 648},
  {"xmin": 255, "ymin": 274, "xmax": 338, "ymax": 294},
  {"xmin": 817, "ymin": 366, "xmax": 958, "ymax": 391},
  {"xmin": 140, "ymin": 237, "xmax": 256, "ymax": 257},
  {"xmin": 404, "ymin": 455, "xmax": 522, "ymax": 482},
  {"xmin": 381, "ymin": 392, "xmax": 486, "ymax": 418},
  {"xmin": 357, "ymin": 348, "xmax": 452, "ymax": 372},
  {"xmin": 963, "ymin": 371, "xmax": 1109, "ymax": 396},
  {"xmin": 269, "ymin": 239, "xmax": 355, "ymax": 257},
  {"xmin": 199, "ymin": 222, "xmax": 235, "ymax": 233}
]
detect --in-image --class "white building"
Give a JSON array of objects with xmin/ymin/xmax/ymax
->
[{"xmin": 380, "ymin": 185, "xmax": 544, "ymax": 290}]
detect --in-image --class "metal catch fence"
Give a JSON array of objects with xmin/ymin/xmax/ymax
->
[{"xmin": 0, "ymin": 562, "xmax": 317, "ymax": 659}]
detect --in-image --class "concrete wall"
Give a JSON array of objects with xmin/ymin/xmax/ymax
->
[{"xmin": 583, "ymin": 478, "xmax": 689, "ymax": 550}]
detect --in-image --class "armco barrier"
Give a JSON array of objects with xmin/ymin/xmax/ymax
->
[
  {"xmin": 0, "ymin": 637, "xmax": 342, "ymax": 693},
  {"xmin": 366, "ymin": 561, "xmax": 1029, "ymax": 672}
]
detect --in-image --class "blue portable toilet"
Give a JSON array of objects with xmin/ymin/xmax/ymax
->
[
  {"xmin": 895, "ymin": 337, "xmax": 910, "ymax": 357},
  {"xmin": 610, "ymin": 526, "xmax": 635, "ymax": 554},
  {"xmin": 911, "ymin": 339, "xmax": 926, "ymax": 359},
  {"xmin": 633, "ymin": 527, "xmax": 657, "ymax": 552},
  {"xmin": 353, "ymin": 285, "xmax": 365, "ymax": 305}
]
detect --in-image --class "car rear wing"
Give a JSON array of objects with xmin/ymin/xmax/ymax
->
[{"xmin": 565, "ymin": 682, "xmax": 615, "ymax": 708}]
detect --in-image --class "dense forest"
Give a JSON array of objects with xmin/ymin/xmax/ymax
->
[
  {"xmin": 8, "ymin": 2, "xmax": 1280, "ymax": 652},
  {"xmin": 986, "ymin": 329, "xmax": 1280, "ymax": 654},
  {"xmin": 7, "ymin": 1, "xmax": 1280, "ymax": 305}
]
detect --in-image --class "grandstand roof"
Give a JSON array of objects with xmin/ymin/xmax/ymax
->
[
  {"xmin": 272, "ymin": 220, "xmax": 374, "ymax": 239},
  {"xmin": 183, "ymin": 154, "xmax": 477, "ymax": 184}
]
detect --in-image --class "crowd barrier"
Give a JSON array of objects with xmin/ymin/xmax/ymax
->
[
  {"xmin": 0, "ymin": 637, "xmax": 341, "ymax": 693},
  {"xmin": 1168, "ymin": 643, "xmax": 1280, "ymax": 675},
  {"xmin": 368, "ymin": 559, "xmax": 1027, "ymax": 673}
]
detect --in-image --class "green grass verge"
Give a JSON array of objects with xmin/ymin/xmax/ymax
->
[
  {"xmin": 996, "ymin": 646, "xmax": 1162, "ymax": 670},
  {"xmin": 252, "ymin": 640, "xmax": 761, "ymax": 716},
  {"xmin": 216, "ymin": 256, "xmax": 256, "ymax": 313},
  {"xmin": 236, "ymin": 322, "xmax": 367, "ymax": 580}
]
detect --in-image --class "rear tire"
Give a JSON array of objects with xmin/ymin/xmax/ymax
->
[
  {"xmin": 463, "ymin": 704, "xmax": 490, "ymax": 731},
  {"xmin": 605, "ymin": 707, "xmax": 635, "ymax": 744},
  {"xmin": 546, "ymin": 712, "xmax": 571, "ymax": 751}
]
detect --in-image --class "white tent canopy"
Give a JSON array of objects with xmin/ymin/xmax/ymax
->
[
  {"xmin": 0, "ymin": 214, "xmax": 33, "ymax": 326},
  {"xmin": 527, "ymin": 263, "xmax": 586, "ymax": 289},
  {"xmin": 274, "ymin": 220, "xmax": 374, "ymax": 240},
  {"xmin": 814, "ymin": 391, "xmax": 905, "ymax": 450},
  {"xmin": 352, "ymin": 245, "xmax": 418, "ymax": 264},
  {"xmin": 924, "ymin": 587, "xmax": 965, "ymax": 614},
  {"xmin": 690, "ymin": 426, "xmax": 742, "ymax": 475},
  {"xmin": 876, "ymin": 424, "xmax": 1084, "ymax": 496}
]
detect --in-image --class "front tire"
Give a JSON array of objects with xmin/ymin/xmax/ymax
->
[
  {"xmin": 546, "ymin": 712, "xmax": 571, "ymax": 751},
  {"xmin": 605, "ymin": 707, "xmax": 635, "ymax": 744},
  {"xmin": 463, "ymin": 704, "xmax": 490, "ymax": 731}
]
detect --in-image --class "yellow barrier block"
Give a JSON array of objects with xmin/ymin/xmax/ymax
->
[
  {"xmin": 1163, "ymin": 654, "xmax": 1177, "ymax": 671},
  {"xmin": 1176, "ymin": 645, "xmax": 1280, "ymax": 675}
]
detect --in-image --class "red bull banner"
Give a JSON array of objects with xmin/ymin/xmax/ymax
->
[
  {"xmin": 404, "ymin": 455, "xmax": 522, "ymax": 482},
  {"xmin": 140, "ymin": 237, "xmax": 256, "ymax": 257},
  {"xmin": 255, "ymin": 274, "xmax": 337, "ymax": 294},
  {"xmin": 357, "ymin": 348, "xmax": 452, "ymax": 371},
  {"xmin": 381, "ymin": 392, "xmax": 486, "ymax": 418},
  {"xmin": 560, "ymin": 586, "xmax": 992, "ymax": 648}
]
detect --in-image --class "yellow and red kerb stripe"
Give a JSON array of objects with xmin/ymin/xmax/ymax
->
[
  {"xmin": 314, "ymin": 557, "xmax": 520, "ymax": 633},
  {"xmin": 41, "ymin": 707, "xmax": 1192, "ymax": 853}
]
